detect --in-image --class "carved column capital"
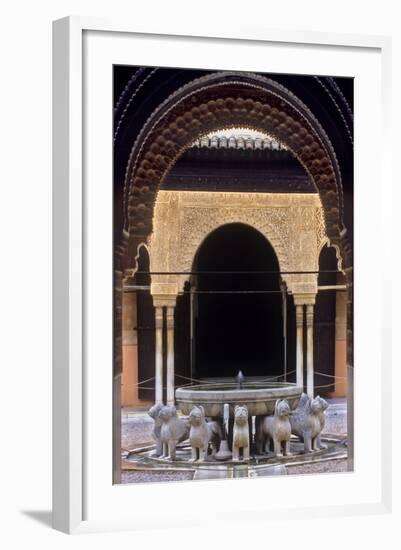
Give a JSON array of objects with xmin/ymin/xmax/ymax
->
[
  {"xmin": 155, "ymin": 305, "xmax": 163, "ymax": 329},
  {"xmin": 293, "ymin": 293, "xmax": 316, "ymax": 306},
  {"xmin": 306, "ymin": 304, "xmax": 314, "ymax": 327},
  {"xmin": 166, "ymin": 306, "xmax": 175, "ymax": 329},
  {"xmin": 296, "ymin": 304, "xmax": 304, "ymax": 327},
  {"xmin": 152, "ymin": 294, "xmax": 177, "ymax": 309}
]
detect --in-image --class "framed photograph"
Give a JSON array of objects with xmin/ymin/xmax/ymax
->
[{"xmin": 53, "ymin": 17, "xmax": 392, "ymax": 533}]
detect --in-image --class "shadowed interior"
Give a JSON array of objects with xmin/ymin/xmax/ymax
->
[{"xmin": 192, "ymin": 223, "xmax": 283, "ymax": 379}]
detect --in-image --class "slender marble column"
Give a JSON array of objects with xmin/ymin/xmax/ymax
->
[
  {"xmin": 296, "ymin": 304, "xmax": 304, "ymax": 389},
  {"xmin": 189, "ymin": 285, "xmax": 195, "ymax": 381},
  {"xmin": 281, "ymin": 282, "xmax": 288, "ymax": 381},
  {"xmin": 155, "ymin": 306, "xmax": 164, "ymax": 404},
  {"xmin": 306, "ymin": 304, "xmax": 314, "ymax": 397},
  {"xmin": 166, "ymin": 306, "xmax": 175, "ymax": 405}
]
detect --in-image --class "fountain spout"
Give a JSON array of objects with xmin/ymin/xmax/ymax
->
[{"xmin": 236, "ymin": 370, "xmax": 245, "ymax": 390}]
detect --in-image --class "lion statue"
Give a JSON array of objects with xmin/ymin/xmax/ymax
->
[
  {"xmin": 159, "ymin": 405, "xmax": 189, "ymax": 460},
  {"xmin": 147, "ymin": 402, "xmax": 164, "ymax": 457},
  {"xmin": 232, "ymin": 405, "xmax": 250, "ymax": 462},
  {"xmin": 188, "ymin": 405, "xmax": 222, "ymax": 461},
  {"xmin": 290, "ymin": 393, "xmax": 328, "ymax": 453},
  {"xmin": 314, "ymin": 395, "xmax": 329, "ymax": 449},
  {"xmin": 256, "ymin": 399, "xmax": 292, "ymax": 457}
]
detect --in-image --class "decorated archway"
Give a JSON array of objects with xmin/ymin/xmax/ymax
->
[
  {"xmin": 122, "ymin": 72, "xmax": 349, "ymax": 266},
  {"xmin": 146, "ymin": 189, "xmax": 331, "ymax": 404},
  {"xmin": 115, "ymin": 71, "xmax": 354, "ymax": 479}
]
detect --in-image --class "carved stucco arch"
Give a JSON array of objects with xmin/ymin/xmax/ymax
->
[
  {"xmin": 123, "ymin": 72, "xmax": 349, "ymax": 270},
  {"xmin": 157, "ymin": 209, "xmax": 288, "ymax": 294},
  {"xmin": 149, "ymin": 191, "xmax": 327, "ymax": 298},
  {"xmin": 191, "ymin": 220, "xmax": 282, "ymax": 270}
]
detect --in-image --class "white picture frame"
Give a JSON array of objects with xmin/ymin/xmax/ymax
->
[{"xmin": 52, "ymin": 16, "xmax": 392, "ymax": 534}]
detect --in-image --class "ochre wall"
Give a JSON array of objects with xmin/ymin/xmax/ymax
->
[
  {"xmin": 329, "ymin": 274, "xmax": 347, "ymax": 398},
  {"xmin": 121, "ymin": 290, "xmax": 152, "ymax": 407}
]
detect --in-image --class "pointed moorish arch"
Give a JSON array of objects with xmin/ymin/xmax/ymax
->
[
  {"xmin": 121, "ymin": 72, "xmax": 351, "ymax": 271},
  {"xmin": 117, "ymin": 68, "xmax": 352, "ymax": 372}
]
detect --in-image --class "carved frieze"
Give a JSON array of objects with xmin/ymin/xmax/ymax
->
[{"xmin": 149, "ymin": 190, "xmax": 330, "ymax": 298}]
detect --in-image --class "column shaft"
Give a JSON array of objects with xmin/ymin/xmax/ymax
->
[
  {"xmin": 281, "ymin": 283, "xmax": 287, "ymax": 381},
  {"xmin": 306, "ymin": 304, "xmax": 314, "ymax": 397},
  {"xmin": 166, "ymin": 306, "xmax": 175, "ymax": 405},
  {"xmin": 296, "ymin": 305, "xmax": 304, "ymax": 389},
  {"xmin": 155, "ymin": 306, "xmax": 164, "ymax": 404},
  {"xmin": 189, "ymin": 286, "xmax": 195, "ymax": 381}
]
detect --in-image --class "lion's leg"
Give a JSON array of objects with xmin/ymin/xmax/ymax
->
[
  {"xmin": 243, "ymin": 445, "xmax": 250, "ymax": 461},
  {"xmin": 264, "ymin": 435, "xmax": 270, "ymax": 454},
  {"xmin": 273, "ymin": 438, "xmax": 283, "ymax": 457},
  {"xmin": 155, "ymin": 439, "xmax": 162, "ymax": 457},
  {"xmin": 232, "ymin": 445, "xmax": 239, "ymax": 462},
  {"xmin": 312, "ymin": 436, "xmax": 319, "ymax": 451},
  {"xmin": 284, "ymin": 439, "xmax": 292, "ymax": 456},
  {"xmin": 199, "ymin": 446, "xmax": 208, "ymax": 462},
  {"xmin": 316, "ymin": 434, "xmax": 327, "ymax": 449},
  {"xmin": 161, "ymin": 442, "xmax": 168, "ymax": 458},
  {"xmin": 168, "ymin": 440, "xmax": 177, "ymax": 461},
  {"xmin": 190, "ymin": 446, "xmax": 197, "ymax": 462},
  {"xmin": 303, "ymin": 431, "xmax": 312, "ymax": 453}
]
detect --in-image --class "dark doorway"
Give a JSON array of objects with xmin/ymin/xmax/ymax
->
[
  {"xmin": 314, "ymin": 244, "xmax": 337, "ymax": 394},
  {"xmin": 135, "ymin": 246, "xmax": 155, "ymax": 401},
  {"xmin": 193, "ymin": 223, "xmax": 283, "ymax": 379}
]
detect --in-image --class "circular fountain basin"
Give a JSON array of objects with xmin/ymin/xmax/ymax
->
[{"xmin": 175, "ymin": 382, "xmax": 302, "ymax": 417}]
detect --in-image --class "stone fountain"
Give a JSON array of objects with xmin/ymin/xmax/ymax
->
[
  {"xmin": 175, "ymin": 371, "xmax": 302, "ymax": 461},
  {"xmin": 124, "ymin": 372, "xmax": 347, "ymax": 477},
  {"xmin": 175, "ymin": 373, "xmax": 302, "ymax": 418}
]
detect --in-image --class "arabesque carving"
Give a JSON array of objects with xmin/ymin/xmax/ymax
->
[{"xmin": 148, "ymin": 190, "xmax": 329, "ymax": 297}]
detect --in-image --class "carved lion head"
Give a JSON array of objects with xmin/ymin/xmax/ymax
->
[
  {"xmin": 312, "ymin": 395, "xmax": 329, "ymax": 413},
  {"xmin": 274, "ymin": 399, "xmax": 291, "ymax": 418},
  {"xmin": 234, "ymin": 405, "xmax": 248, "ymax": 425},
  {"xmin": 188, "ymin": 405, "xmax": 205, "ymax": 426},
  {"xmin": 148, "ymin": 402, "xmax": 164, "ymax": 420},
  {"xmin": 158, "ymin": 405, "xmax": 177, "ymax": 422}
]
